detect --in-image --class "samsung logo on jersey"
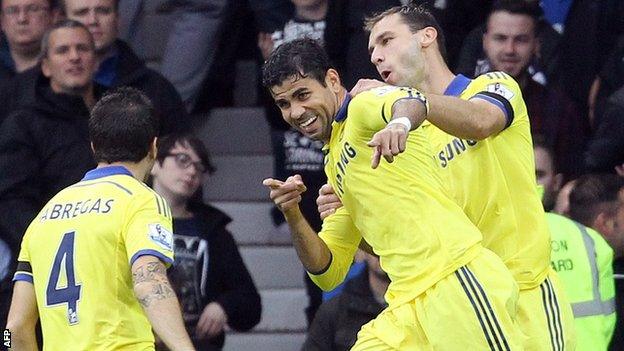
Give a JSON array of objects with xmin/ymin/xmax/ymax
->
[
  {"xmin": 40, "ymin": 198, "xmax": 114, "ymax": 221},
  {"xmin": 334, "ymin": 142, "xmax": 357, "ymax": 195},
  {"xmin": 437, "ymin": 138, "xmax": 478, "ymax": 168}
]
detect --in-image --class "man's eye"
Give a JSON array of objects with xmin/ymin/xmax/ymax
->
[{"xmin": 298, "ymin": 92, "xmax": 310, "ymax": 100}]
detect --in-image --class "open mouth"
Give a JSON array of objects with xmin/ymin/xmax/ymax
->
[
  {"xmin": 299, "ymin": 115, "xmax": 318, "ymax": 128},
  {"xmin": 381, "ymin": 70, "xmax": 391, "ymax": 81}
]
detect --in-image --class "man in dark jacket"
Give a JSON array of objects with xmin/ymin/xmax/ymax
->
[
  {"xmin": 62, "ymin": 0, "xmax": 188, "ymax": 135},
  {"xmin": 151, "ymin": 133, "xmax": 261, "ymax": 350},
  {"xmin": 0, "ymin": 19, "xmax": 98, "ymax": 329},
  {"xmin": 302, "ymin": 252, "xmax": 388, "ymax": 351}
]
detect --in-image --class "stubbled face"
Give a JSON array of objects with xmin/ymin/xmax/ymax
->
[
  {"xmin": 368, "ymin": 13, "xmax": 426, "ymax": 88},
  {"xmin": 270, "ymin": 71, "xmax": 341, "ymax": 142},
  {"xmin": 64, "ymin": 0, "xmax": 117, "ymax": 54},
  {"xmin": 534, "ymin": 146, "xmax": 561, "ymax": 211},
  {"xmin": 151, "ymin": 142, "xmax": 204, "ymax": 200},
  {"xmin": 41, "ymin": 27, "xmax": 96, "ymax": 94},
  {"xmin": 364, "ymin": 253, "xmax": 390, "ymax": 283},
  {"xmin": 483, "ymin": 11, "xmax": 537, "ymax": 78},
  {"xmin": 0, "ymin": 0, "xmax": 51, "ymax": 51}
]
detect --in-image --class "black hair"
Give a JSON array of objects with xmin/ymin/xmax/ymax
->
[
  {"xmin": 89, "ymin": 87, "xmax": 158, "ymax": 163},
  {"xmin": 262, "ymin": 38, "xmax": 333, "ymax": 89},
  {"xmin": 40, "ymin": 19, "xmax": 93, "ymax": 58},
  {"xmin": 364, "ymin": 3, "xmax": 448, "ymax": 63},
  {"xmin": 156, "ymin": 133, "xmax": 216, "ymax": 175},
  {"xmin": 569, "ymin": 174, "xmax": 624, "ymax": 227},
  {"xmin": 488, "ymin": 0, "xmax": 541, "ymax": 35}
]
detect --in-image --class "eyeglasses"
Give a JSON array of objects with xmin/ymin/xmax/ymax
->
[
  {"xmin": 167, "ymin": 153, "xmax": 207, "ymax": 174},
  {"xmin": 2, "ymin": 4, "xmax": 49, "ymax": 17}
]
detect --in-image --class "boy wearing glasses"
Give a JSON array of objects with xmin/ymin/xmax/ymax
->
[{"xmin": 151, "ymin": 134, "xmax": 261, "ymax": 351}]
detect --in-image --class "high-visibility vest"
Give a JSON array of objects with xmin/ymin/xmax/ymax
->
[{"xmin": 547, "ymin": 212, "xmax": 616, "ymax": 351}]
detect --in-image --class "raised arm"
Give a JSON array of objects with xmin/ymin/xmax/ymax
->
[{"xmin": 131, "ymin": 255, "xmax": 195, "ymax": 351}]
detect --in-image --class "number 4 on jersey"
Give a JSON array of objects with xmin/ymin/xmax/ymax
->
[{"xmin": 46, "ymin": 231, "xmax": 81, "ymax": 325}]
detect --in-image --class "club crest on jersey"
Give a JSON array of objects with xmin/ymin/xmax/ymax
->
[
  {"xmin": 486, "ymin": 83, "xmax": 514, "ymax": 100},
  {"xmin": 148, "ymin": 223, "xmax": 173, "ymax": 251}
]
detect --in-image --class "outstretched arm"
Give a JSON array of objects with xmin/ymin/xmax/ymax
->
[
  {"xmin": 263, "ymin": 175, "xmax": 332, "ymax": 273},
  {"xmin": 426, "ymin": 93, "xmax": 507, "ymax": 140},
  {"xmin": 132, "ymin": 255, "xmax": 195, "ymax": 351}
]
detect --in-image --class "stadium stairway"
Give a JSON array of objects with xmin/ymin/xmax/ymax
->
[
  {"xmin": 193, "ymin": 108, "xmax": 308, "ymax": 350},
  {"xmin": 126, "ymin": 4, "xmax": 309, "ymax": 348}
]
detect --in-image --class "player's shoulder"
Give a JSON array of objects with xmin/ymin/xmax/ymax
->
[{"xmin": 471, "ymin": 71, "xmax": 521, "ymax": 98}]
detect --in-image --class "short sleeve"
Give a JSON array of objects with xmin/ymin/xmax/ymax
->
[
  {"xmin": 13, "ymin": 230, "xmax": 33, "ymax": 283},
  {"xmin": 308, "ymin": 207, "xmax": 361, "ymax": 291},
  {"xmin": 469, "ymin": 72, "xmax": 525, "ymax": 130},
  {"xmin": 124, "ymin": 192, "xmax": 174, "ymax": 268}
]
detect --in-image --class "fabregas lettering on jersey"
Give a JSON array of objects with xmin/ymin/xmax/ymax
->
[
  {"xmin": 334, "ymin": 142, "xmax": 357, "ymax": 195},
  {"xmin": 437, "ymin": 138, "xmax": 478, "ymax": 168},
  {"xmin": 40, "ymin": 198, "xmax": 115, "ymax": 221}
]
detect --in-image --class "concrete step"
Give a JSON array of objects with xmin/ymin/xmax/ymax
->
[
  {"xmin": 193, "ymin": 107, "xmax": 271, "ymax": 156},
  {"xmin": 240, "ymin": 247, "xmax": 304, "ymax": 290},
  {"xmin": 212, "ymin": 201, "xmax": 293, "ymax": 246},
  {"xmin": 203, "ymin": 155, "xmax": 273, "ymax": 202},
  {"xmin": 223, "ymin": 332, "xmax": 306, "ymax": 351},
  {"xmin": 255, "ymin": 288, "xmax": 308, "ymax": 332},
  {"xmin": 233, "ymin": 60, "xmax": 259, "ymax": 107}
]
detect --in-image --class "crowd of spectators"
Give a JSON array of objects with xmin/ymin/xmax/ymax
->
[{"xmin": 1, "ymin": 0, "xmax": 624, "ymax": 350}]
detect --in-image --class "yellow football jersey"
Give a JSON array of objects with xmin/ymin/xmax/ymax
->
[
  {"xmin": 424, "ymin": 72, "xmax": 551, "ymax": 289},
  {"xmin": 310, "ymin": 87, "xmax": 483, "ymax": 307},
  {"xmin": 14, "ymin": 166, "xmax": 174, "ymax": 351}
]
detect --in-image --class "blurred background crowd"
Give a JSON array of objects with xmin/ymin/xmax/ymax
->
[{"xmin": 0, "ymin": 0, "xmax": 623, "ymax": 350}]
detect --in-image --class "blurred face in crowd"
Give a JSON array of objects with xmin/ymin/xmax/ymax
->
[
  {"xmin": 607, "ymin": 190, "xmax": 624, "ymax": 257},
  {"xmin": 534, "ymin": 146, "xmax": 562, "ymax": 212},
  {"xmin": 364, "ymin": 252, "xmax": 390, "ymax": 283},
  {"xmin": 63, "ymin": 0, "xmax": 117, "ymax": 55},
  {"xmin": 368, "ymin": 13, "xmax": 428, "ymax": 88},
  {"xmin": 270, "ymin": 70, "xmax": 342, "ymax": 142},
  {"xmin": 41, "ymin": 27, "xmax": 96, "ymax": 95},
  {"xmin": 1, "ymin": 0, "xmax": 52, "ymax": 53},
  {"xmin": 483, "ymin": 11, "xmax": 538, "ymax": 78},
  {"xmin": 291, "ymin": 0, "xmax": 325, "ymax": 8},
  {"xmin": 151, "ymin": 142, "xmax": 206, "ymax": 202}
]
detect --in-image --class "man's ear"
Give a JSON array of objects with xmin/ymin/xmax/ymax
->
[
  {"xmin": 325, "ymin": 69, "xmax": 342, "ymax": 93},
  {"xmin": 149, "ymin": 137, "xmax": 158, "ymax": 159},
  {"xmin": 420, "ymin": 27, "xmax": 438, "ymax": 49},
  {"xmin": 593, "ymin": 212, "xmax": 614, "ymax": 238}
]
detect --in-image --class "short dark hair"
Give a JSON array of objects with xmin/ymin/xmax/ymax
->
[
  {"xmin": 40, "ymin": 19, "xmax": 93, "ymax": 59},
  {"xmin": 156, "ymin": 133, "xmax": 216, "ymax": 175},
  {"xmin": 569, "ymin": 174, "xmax": 624, "ymax": 227},
  {"xmin": 58, "ymin": 0, "xmax": 118, "ymax": 14},
  {"xmin": 262, "ymin": 38, "xmax": 333, "ymax": 89},
  {"xmin": 89, "ymin": 87, "xmax": 158, "ymax": 163},
  {"xmin": 364, "ymin": 4, "xmax": 448, "ymax": 62},
  {"xmin": 488, "ymin": 0, "xmax": 541, "ymax": 35}
]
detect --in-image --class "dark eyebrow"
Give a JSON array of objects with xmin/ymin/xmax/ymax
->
[
  {"xmin": 368, "ymin": 31, "xmax": 393, "ymax": 53},
  {"xmin": 291, "ymin": 87, "xmax": 309, "ymax": 98}
]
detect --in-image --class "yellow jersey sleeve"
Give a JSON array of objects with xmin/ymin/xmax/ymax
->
[
  {"xmin": 355, "ymin": 86, "xmax": 427, "ymax": 128},
  {"xmin": 14, "ymin": 228, "xmax": 33, "ymax": 283},
  {"xmin": 469, "ymin": 72, "xmax": 526, "ymax": 130},
  {"xmin": 124, "ymin": 191, "xmax": 174, "ymax": 268},
  {"xmin": 308, "ymin": 206, "xmax": 361, "ymax": 291}
]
